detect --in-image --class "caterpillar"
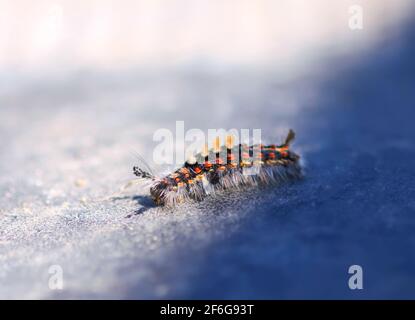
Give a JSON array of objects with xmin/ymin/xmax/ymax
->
[{"xmin": 133, "ymin": 129, "xmax": 302, "ymax": 207}]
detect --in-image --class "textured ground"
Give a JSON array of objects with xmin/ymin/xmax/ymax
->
[{"xmin": 1, "ymin": 24, "xmax": 415, "ymax": 299}]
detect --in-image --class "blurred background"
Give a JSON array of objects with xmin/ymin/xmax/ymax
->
[
  {"xmin": 0, "ymin": 0, "xmax": 413, "ymax": 71},
  {"xmin": 0, "ymin": 0, "xmax": 415, "ymax": 299}
]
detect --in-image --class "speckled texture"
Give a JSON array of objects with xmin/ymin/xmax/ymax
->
[{"xmin": 1, "ymin": 24, "xmax": 415, "ymax": 299}]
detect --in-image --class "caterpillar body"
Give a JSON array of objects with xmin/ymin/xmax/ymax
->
[{"xmin": 133, "ymin": 130, "xmax": 302, "ymax": 207}]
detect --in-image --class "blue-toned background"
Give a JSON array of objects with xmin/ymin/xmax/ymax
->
[{"xmin": 0, "ymin": 1, "xmax": 414, "ymax": 299}]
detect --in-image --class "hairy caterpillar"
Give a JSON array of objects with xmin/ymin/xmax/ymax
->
[{"xmin": 133, "ymin": 130, "xmax": 302, "ymax": 206}]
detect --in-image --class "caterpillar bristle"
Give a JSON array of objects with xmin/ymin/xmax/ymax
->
[
  {"xmin": 283, "ymin": 129, "xmax": 296, "ymax": 147},
  {"xmin": 186, "ymin": 153, "xmax": 197, "ymax": 165},
  {"xmin": 226, "ymin": 135, "xmax": 234, "ymax": 149},
  {"xmin": 201, "ymin": 144, "xmax": 209, "ymax": 157},
  {"xmin": 213, "ymin": 136, "xmax": 221, "ymax": 153}
]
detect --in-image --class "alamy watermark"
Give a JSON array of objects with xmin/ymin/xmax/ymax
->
[
  {"xmin": 348, "ymin": 5, "xmax": 363, "ymax": 30},
  {"xmin": 153, "ymin": 121, "xmax": 262, "ymax": 168},
  {"xmin": 48, "ymin": 264, "xmax": 63, "ymax": 290},
  {"xmin": 348, "ymin": 264, "xmax": 363, "ymax": 290}
]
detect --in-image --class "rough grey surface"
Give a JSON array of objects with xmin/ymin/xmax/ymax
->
[{"xmin": 1, "ymin": 25, "xmax": 415, "ymax": 299}]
